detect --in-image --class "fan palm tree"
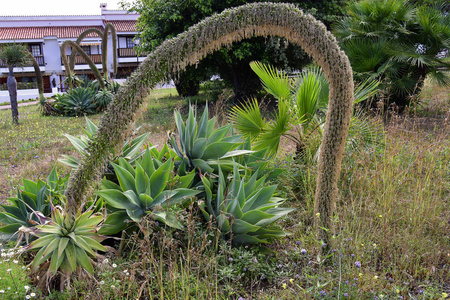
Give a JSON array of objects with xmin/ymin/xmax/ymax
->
[
  {"xmin": 229, "ymin": 61, "xmax": 380, "ymax": 160},
  {"xmin": 334, "ymin": 0, "xmax": 450, "ymax": 109},
  {"xmin": 0, "ymin": 44, "xmax": 31, "ymax": 125}
]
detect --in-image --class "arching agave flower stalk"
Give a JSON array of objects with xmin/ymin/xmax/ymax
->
[{"xmin": 65, "ymin": 2, "xmax": 354, "ymax": 248}]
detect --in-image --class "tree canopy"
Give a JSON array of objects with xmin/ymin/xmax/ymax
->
[{"xmin": 123, "ymin": 0, "xmax": 347, "ymax": 99}]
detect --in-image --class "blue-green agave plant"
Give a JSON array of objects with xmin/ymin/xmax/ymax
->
[
  {"xmin": 0, "ymin": 167, "xmax": 67, "ymax": 245},
  {"xmin": 170, "ymin": 104, "xmax": 253, "ymax": 175},
  {"xmin": 200, "ymin": 162, "xmax": 294, "ymax": 244},
  {"xmin": 96, "ymin": 149, "xmax": 198, "ymax": 235}
]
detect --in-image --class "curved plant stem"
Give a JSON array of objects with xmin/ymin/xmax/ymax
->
[{"xmin": 60, "ymin": 40, "xmax": 105, "ymax": 89}]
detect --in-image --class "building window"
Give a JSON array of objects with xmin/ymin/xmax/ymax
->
[
  {"xmin": 126, "ymin": 37, "xmax": 135, "ymax": 49},
  {"xmin": 30, "ymin": 44, "xmax": 41, "ymax": 56},
  {"xmin": 81, "ymin": 46, "xmax": 91, "ymax": 55}
]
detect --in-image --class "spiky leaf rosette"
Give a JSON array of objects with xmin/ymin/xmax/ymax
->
[
  {"xmin": 59, "ymin": 116, "xmax": 150, "ymax": 172},
  {"xmin": 27, "ymin": 210, "xmax": 106, "ymax": 275},
  {"xmin": 96, "ymin": 149, "xmax": 198, "ymax": 235},
  {"xmin": 169, "ymin": 104, "xmax": 252, "ymax": 175},
  {"xmin": 200, "ymin": 163, "xmax": 294, "ymax": 244},
  {"xmin": 0, "ymin": 167, "xmax": 67, "ymax": 244}
]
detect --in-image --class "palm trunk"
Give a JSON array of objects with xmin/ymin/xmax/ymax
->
[{"xmin": 7, "ymin": 66, "xmax": 19, "ymax": 125}]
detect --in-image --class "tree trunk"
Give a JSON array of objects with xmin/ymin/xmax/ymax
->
[{"xmin": 7, "ymin": 66, "xmax": 19, "ymax": 125}]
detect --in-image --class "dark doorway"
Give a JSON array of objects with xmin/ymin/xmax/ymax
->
[{"xmin": 43, "ymin": 76, "xmax": 52, "ymax": 93}]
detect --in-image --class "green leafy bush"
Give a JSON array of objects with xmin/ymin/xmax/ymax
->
[
  {"xmin": 94, "ymin": 89, "xmax": 114, "ymax": 111},
  {"xmin": 200, "ymin": 163, "xmax": 293, "ymax": 244}
]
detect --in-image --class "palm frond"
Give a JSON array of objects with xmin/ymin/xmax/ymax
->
[
  {"xmin": 425, "ymin": 69, "xmax": 450, "ymax": 87},
  {"xmin": 250, "ymin": 61, "xmax": 291, "ymax": 101},
  {"xmin": 354, "ymin": 79, "xmax": 379, "ymax": 104},
  {"xmin": 254, "ymin": 99, "xmax": 293, "ymax": 156},
  {"xmin": 229, "ymin": 98, "xmax": 267, "ymax": 141},
  {"xmin": 347, "ymin": 111, "xmax": 384, "ymax": 152},
  {"xmin": 292, "ymin": 67, "xmax": 322, "ymax": 127}
]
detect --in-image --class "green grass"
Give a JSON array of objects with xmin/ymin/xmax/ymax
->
[
  {"xmin": 0, "ymin": 247, "xmax": 37, "ymax": 299},
  {"xmin": 0, "ymin": 98, "xmax": 39, "ymax": 107},
  {"xmin": 0, "ymin": 82, "xmax": 449, "ymax": 299}
]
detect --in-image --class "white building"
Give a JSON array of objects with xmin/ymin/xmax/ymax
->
[{"xmin": 0, "ymin": 3, "xmax": 144, "ymax": 94}]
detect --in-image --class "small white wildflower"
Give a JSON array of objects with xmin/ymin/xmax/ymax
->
[
  {"xmin": 22, "ymin": 266, "xmax": 26, "ymax": 269},
  {"xmin": 103, "ymin": 259, "xmax": 109, "ymax": 263},
  {"xmin": 99, "ymin": 280, "xmax": 105, "ymax": 285},
  {"xmin": 26, "ymin": 295, "xmax": 31, "ymax": 299},
  {"xmin": 13, "ymin": 260, "xmax": 18, "ymax": 264},
  {"xmin": 0, "ymin": 289, "xmax": 4, "ymax": 293},
  {"xmin": 30, "ymin": 292, "xmax": 36, "ymax": 297},
  {"xmin": 24, "ymin": 285, "xmax": 30, "ymax": 290},
  {"xmin": 6, "ymin": 268, "xmax": 12, "ymax": 272},
  {"xmin": 111, "ymin": 285, "xmax": 115, "ymax": 289},
  {"xmin": 7, "ymin": 287, "xmax": 11, "ymax": 290},
  {"xmin": 112, "ymin": 263, "xmax": 117, "ymax": 268},
  {"xmin": 123, "ymin": 269, "xmax": 128, "ymax": 274}
]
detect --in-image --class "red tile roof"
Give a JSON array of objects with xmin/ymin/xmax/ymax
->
[
  {"xmin": 104, "ymin": 20, "xmax": 136, "ymax": 32},
  {"xmin": 0, "ymin": 26, "xmax": 104, "ymax": 40}
]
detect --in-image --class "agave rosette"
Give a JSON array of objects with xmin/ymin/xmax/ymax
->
[
  {"xmin": 200, "ymin": 162, "xmax": 293, "ymax": 244},
  {"xmin": 170, "ymin": 104, "xmax": 253, "ymax": 175},
  {"xmin": 96, "ymin": 149, "xmax": 198, "ymax": 235},
  {"xmin": 28, "ymin": 209, "xmax": 106, "ymax": 275}
]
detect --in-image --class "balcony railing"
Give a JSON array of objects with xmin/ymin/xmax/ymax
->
[
  {"xmin": 118, "ymin": 48, "xmax": 147, "ymax": 58},
  {"xmin": 66, "ymin": 54, "xmax": 103, "ymax": 65},
  {"xmin": 0, "ymin": 55, "xmax": 45, "ymax": 68}
]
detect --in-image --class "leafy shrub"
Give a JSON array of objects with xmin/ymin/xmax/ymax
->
[
  {"xmin": 200, "ymin": 163, "xmax": 293, "ymax": 244},
  {"xmin": 0, "ymin": 81, "xmax": 37, "ymax": 90}
]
